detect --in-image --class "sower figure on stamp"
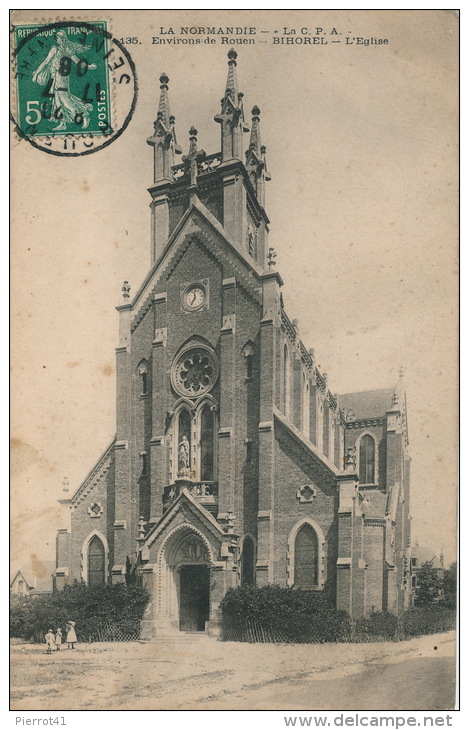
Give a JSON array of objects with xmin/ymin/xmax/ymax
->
[
  {"xmin": 31, "ymin": 30, "xmax": 96, "ymax": 131},
  {"xmin": 45, "ymin": 629, "xmax": 55, "ymax": 654},
  {"xmin": 66, "ymin": 620, "xmax": 77, "ymax": 649}
]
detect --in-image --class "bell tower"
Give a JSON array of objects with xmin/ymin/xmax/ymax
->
[{"xmin": 145, "ymin": 53, "xmax": 271, "ymax": 270}]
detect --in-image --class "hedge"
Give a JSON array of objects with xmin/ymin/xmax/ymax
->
[
  {"xmin": 221, "ymin": 585, "xmax": 351, "ymax": 643},
  {"xmin": 401, "ymin": 606, "xmax": 456, "ymax": 638},
  {"xmin": 353, "ymin": 611, "xmax": 398, "ymax": 641},
  {"xmin": 10, "ymin": 583, "xmax": 150, "ymax": 643},
  {"xmin": 220, "ymin": 585, "xmax": 456, "ymax": 644}
]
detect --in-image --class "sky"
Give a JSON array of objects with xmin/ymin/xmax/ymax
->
[{"xmin": 10, "ymin": 9, "xmax": 458, "ymax": 573}]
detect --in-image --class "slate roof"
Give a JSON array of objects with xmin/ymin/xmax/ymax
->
[{"xmin": 339, "ymin": 388, "xmax": 395, "ymax": 421}]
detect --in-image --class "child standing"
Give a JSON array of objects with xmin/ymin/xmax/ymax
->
[
  {"xmin": 45, "ymin": 629, "xmax": 55, "ymax": 654},
  {"xmin": 55, "ymin": 627, "xmax": 62, "ymax": 651},
  {"xmin": 66, "ymin": 621, "xmax": 77, "ymax": 649}
]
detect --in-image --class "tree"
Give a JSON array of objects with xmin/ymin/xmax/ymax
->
[
  {"xmin": 441, "ymin": 562, "xmax": 457, "ymax": 609},
  {"xmin": 414, "ymin": 560, "xmax": 442, "ymax": 606}
]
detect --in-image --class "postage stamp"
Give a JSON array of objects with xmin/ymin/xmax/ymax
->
[{"xmin": 11, "ymin": 20, "xmax": 137, "ymax": 156}]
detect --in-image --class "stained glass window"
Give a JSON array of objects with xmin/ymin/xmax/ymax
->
[
  {"xmin": 242, "ymin": 537, "xmax": 255, "ymax": 586},
  {"xmin": 88, "ymin": 535, "xmax": 105, "ymax": 586},
  {"xmin": 200, "ymin": 406, "xmax": 214, "ymax": 481},
  {"xmin": 294, "ymin": 524, "xmax": 318, "ymax": 589},
  {"xmin": 359, "ymin": 434, "xmax": 375, "ymax": 484}
]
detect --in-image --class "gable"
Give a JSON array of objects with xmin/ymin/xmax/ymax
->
[
  {"xmin": 142, "ymin": 488, "xmax": 227, "ymax": 556},
  {"xmin": 68, "ymin": 439, "xmax": 115, "ymax": 507},
  {"xmin": 129, "ymin": 202, "xmax": 263, "ymax": 335}
]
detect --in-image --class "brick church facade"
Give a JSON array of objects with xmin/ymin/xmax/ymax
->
[{"xmin": 55, "ymin": 52, "xmax": 412, "ymax": 636}]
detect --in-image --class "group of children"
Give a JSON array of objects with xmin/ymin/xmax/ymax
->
[{"xmin": 44, "ymin": 621, "xmax": 77, "ymax": 654}]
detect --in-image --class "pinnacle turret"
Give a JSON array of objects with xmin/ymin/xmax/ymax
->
[
  {"xmin": 182, "ymin": 127, "xmax": 206, "ymax": 188},
  {"xmin": 214, "ymin": 51, "xmax": 249, "ymax": 162},
  {"xmin": 245, "ymin": 106, "xmax": 271, "ymax": 207},
  {"xmin": 248, "ymin": 105, "xmax": 262, "ymax": 156},
  {"xmin": 225, "ymin": 49, "xmax": 239, "ymax": 100},
  {"xmin": 157, "ymin": 72, "xmax": 171, "ymax": 127},
  {"xmin": 147, "ymin": 73, "xmax": 182, "ymax": 184}
]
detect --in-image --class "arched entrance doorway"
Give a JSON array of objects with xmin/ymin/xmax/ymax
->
[
  {"xmin": 179, "ymin": 563, "xmax": 209, "ymax": 631},
  {"xmin": 158, "ymin": 528, "xmax": 212, "ymax": 633}
]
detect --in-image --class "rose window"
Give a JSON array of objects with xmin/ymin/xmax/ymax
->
[{"xmin": 171, "ymin": 347, "xmax": 218, "ymax": 397}]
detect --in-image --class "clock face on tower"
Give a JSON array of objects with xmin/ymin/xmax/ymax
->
[
  {"xmin": 180, "ymin": 279, "xmax": 209, "ymax": 313},
  {"xmin": 185, "ymin": 285, "xmax": 205, "ymax": 309}
]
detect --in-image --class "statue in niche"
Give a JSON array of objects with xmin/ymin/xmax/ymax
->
[{"xmin": 178, "ymin": 434, "xmax": 190, "ymax": 476}]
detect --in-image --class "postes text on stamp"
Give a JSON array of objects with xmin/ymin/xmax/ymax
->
[{"xmin": 12, "ymin": 21, "xmax": 137, "ymax": 156}]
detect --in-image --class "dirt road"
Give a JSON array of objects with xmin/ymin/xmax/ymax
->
[{"xmin": 10, "ymin": 631, "xmax": 456, "ymax": 711}]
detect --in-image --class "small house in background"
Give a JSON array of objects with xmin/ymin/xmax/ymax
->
[{"xmin": 10, "ymin": 556, "xmax": 55, "ymax": 597}]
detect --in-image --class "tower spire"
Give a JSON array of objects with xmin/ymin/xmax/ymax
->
[
  {"xmin": 157, "ymin": 72, "xmax": 171, "ymax": 126},
  {"xmin": 249, "ymin": 105, "xmax": 261, "ymax": 155},
  {"xmin": 245, "ymin": 106, "xmax": 271, "ymax": 207},
  {"xmin": 214, "ymin": 51, "xmax": 249, "ymax": 162},
  {"xmin": 147, "ymin": 73, "xmax": 182, "ymax": 183},
  {"xmin": 225, "ymin": 48, "xmax": 239, "ymax": 100}
]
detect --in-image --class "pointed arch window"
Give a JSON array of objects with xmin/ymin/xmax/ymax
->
[
  {"xmin": 283, "ymin": 344, "xmax": 291, "ymax": 417},
  {"xmin": 294, "ymin": 524, "xmax": 318, "ymax": 590},
  {"xmin": 200, "ymin": 405, "xmax": 215, "ymax": 481},
  {"xmin": 137, "ymin": 360, "xmax": 149, "ymax": 396},
  {"xmin": 302, "ymin": 375, "xmax": 310, "ymax": 439},
  {"xmin": 329, "ymin": 417, "xmax": 335, "ymax": 462},
  {"xmin": 316, "ymin": 399, "xmax": 324, "ymax": 452},
  {"xmin": 241, "ymin": 536, "xmax": 255, "ymax": 586},
  {"xmin": 177, "ymin": 409, "xmax": 192, "ymax": 476},
  {"xmin": 242, "ymin": 343, "xmax": 254, "ymax": 381},
  {"xmin": 359, "ymin": 434, "xmax": 375, "ymax": 484},
  {"xmin": 88, "ymin": 535, "xmax": 105, "ymax": 586}
]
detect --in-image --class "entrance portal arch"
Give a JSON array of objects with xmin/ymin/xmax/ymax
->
[{"xmin": 157, "ymin": 524, "xmax": 213, "ymax": 633}]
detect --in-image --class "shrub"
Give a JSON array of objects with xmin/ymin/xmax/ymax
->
[
  {"xmin": 441, "ymin": 562, "xmax": 457, "ymax": 609},
  {"xmin": 10, "ymin": 596, "xmax": 33, "ymax": 639},
  {"xmin": 221, "ymin": 585, "xmax": 351, "ymax": 643},
  {"xmin": 220, "ymin": 586, "xmax": 457, "ymax": 644},
  {"xmin": 401, "ymin": 605, "xmax": 456, "ymax": 638},
  {"xmin": 10, "ymin": 583, "xmax": 150, "ymax": 642},
  {"xmin": 414, "ymin": 560, "xmax": 442, "ymax": 606},
  {"xmin": 354, "ymin": 611, "xmax": 398, "ymax": 640}
]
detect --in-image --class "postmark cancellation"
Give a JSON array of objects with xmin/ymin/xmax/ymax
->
[{"xmin": 11, "ymin": 20, "xmax": 138, "ymax": 156}]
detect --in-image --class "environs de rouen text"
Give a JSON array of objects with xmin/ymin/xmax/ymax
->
[{"xmin": 149, "ymin": 27, "xmax": 389, "ymax": 46}]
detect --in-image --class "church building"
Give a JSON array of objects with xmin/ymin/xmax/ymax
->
[{"xmin": 55, "ymin": 52, "xmax": 412, "ymax": 637}]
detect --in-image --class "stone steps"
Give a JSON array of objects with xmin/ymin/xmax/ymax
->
[{"xmin": 146, "ymin": 632, "xmax": 216, "ymax": 644}]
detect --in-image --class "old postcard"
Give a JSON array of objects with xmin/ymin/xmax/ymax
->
[{"xmin": 10, "ymin": 9, "xmax": 459, "ymax": 714}]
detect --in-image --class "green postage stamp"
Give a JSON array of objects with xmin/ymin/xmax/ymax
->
[{"xmin": 11, "ymin": 20, "xmax": 137, "ymax": 155}]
